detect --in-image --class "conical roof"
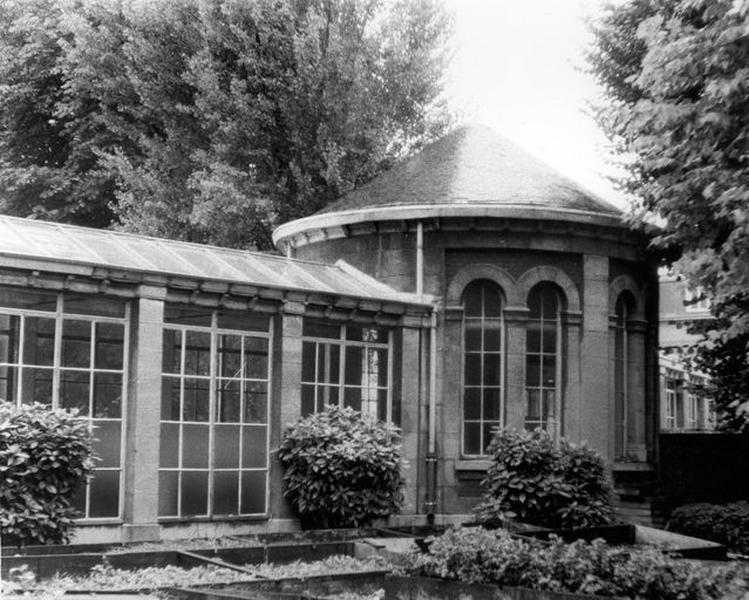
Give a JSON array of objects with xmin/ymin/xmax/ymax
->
[
  {"xmin": 273, "ymin": 125, "xmax": 624, "ymax": 250},
  {"xmin": 320, "ymin": 125, "xmax": 621, "ymax": 216}
]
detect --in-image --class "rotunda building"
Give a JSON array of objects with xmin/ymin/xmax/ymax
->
[{"xmin": 274, "ymin": 125, "xmax": 659, "ymax": 516}]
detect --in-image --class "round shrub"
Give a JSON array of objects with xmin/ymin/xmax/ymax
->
[
  {"xmin": 473, "ymin": 428, "xmax": 613, "ymax": 529},
  {"xmin": 669, "ymin": 501, "xmax": 749, "ymax": 554},
  {"xmin": 0, "ymin": 401, "xmax": 94, "ymax": 546},
  {"xmin": 278, "ymin": 405, "xmax": 402, "ymax": 528}
]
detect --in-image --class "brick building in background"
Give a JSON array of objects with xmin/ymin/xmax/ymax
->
[
  {"xmin": 659, "ymin": 274, "xmax": 715, "ymax": 431},
  {"xmin": 0, "ymin": 125, "xmax": 661, "ymax": 543}
]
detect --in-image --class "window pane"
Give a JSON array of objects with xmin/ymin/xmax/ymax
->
[
  {"xmin": 542, "ymin": 289, "xmax": 559, "ymax": 318},
  {"xmin": 217, "ymin": 310, "xmax": 269, "ymax": 332},
  {"xmin": 181, "ymin": 471, "xmax": 208, "ymax": 516},
  {"xmin": 528, "ymin": 288, "xmax": 542, "ymax": 319},
  {"xmin": 483, "ymin": 355, "xmax": 500, "ymax": 386},
  {"xmin": 465, "ymin": 321, "xmax": 482, "ymax": 351},
  {"xmin": 377, "ymin": 388, "xmax": 388, "ymax": 422},
  {"xmin": 527, "ymin": 389, "xmax": 541, "ymax": 419},
  {"xmin": 483, "ymin": 423, "xmax": 495, "ymax": 452},
  {"xmin": 23, "ymin": 317, "xmax": 55, "ymax": 366},
  {"xmin": 240, "ymin": 470, "xmax": 266, "ymax": 514},
  {"xmin": 483, "ymin": 388, "xmax": 500, "ymax": 421},
  {"xmin": 376, "ymin": 350, "xmax": 388, "ymax": 388},
  {"xmin": 182, "ymin": 424, "xmax": 209, "ymax": 468},
  {"xmin": 343, "ymin": 387, "xmax": 362, "ymax": 412},
  {"xmin": 346, "ymin": 326, "xmax": 388, "ymax": 342},
  {"xmin": 344, "ymin": 346, "xmax": 363, "ymax": 385},
  {"xmin": 89, "ymin": 470, "xmax": 120, "ymax": 518},
  {"xmin": 526, "ymin": 355, "xmax": 540, "ymax": 387},
  {"xmin": 0, "ymin": 366, "xmax": 17, "ymax": 403},
  {"xmin": 62, "ymin": 320, "xmax": 91, "ymax": 368},
  {"xmin": 162, "ymin": 329, "xmax": 182, "ymax": 374},
  {"xmin": 244, "ymin": 381, "xmax": 267, "ymax": 423},
  {"xmin": 183, "ymin": 378, "xmax": 210, "ymax": 421},
  {"xmin": 327, "ymin": 385, "xmax": 339, "ymax": 406},
  {"xmin": 483, "ymin": 286, "xmax": 502, "ymax": 317},
  {"xmin": 158, "ymin": 471, "xmax": 178, "ymax": 516},
  {"xmin": 464, "ymin": 423, "xmax": 481, "ymax": 455},
  {"xmin": 329, "ymin": 345, "xmax": 340, "ymax": 384},
  {"xmin": 95, "ymin": 323, "xmax": 124, "ymax": 370},
  {"xmin": 22, "ymin": 367, "xmax": 53, "ymax": 405},
  {"xmin": 0, "ymin": 288, "xmax": 56, "ymax": 311},
  {"xmin": 464, "ymin": 354, "xmax": 481, "ymax": 386},
  {"xmin": 215, "ymin": 424, "xmax": 240, "ymax": 469},
  {"xmin": 464, "ymin": 387, "xmax": 481, "ymax": 420},
  {"xmin": 93, "ymin": 372, "xmax": 122, "ymax": 418},
  {"xmin": 184, "ymin": 331, "xmax": 211, "ymax": 376},
  {"xmin": 165, "ymin": 305, "xmax": 212, "ymax": 327},
  {"xmin": 61, "ymin": 370, "xmax": 90, "ymax": 415},
  {"xmin": 542, "ymin": 323, "xmax": 557, "ymax": 354},
  {"xmin": 543, "ymin": 390, "xmax": 555, "ymax": 419},
  {"xmin": 214, "ymin": 471, "xmax": 239, "ymax": 515},
  {"xmin": 0, "ymin": 314, "xmax": 20, "ymax": 364},
  {"xmin": 160, "ymin": 423, "xmax": 179, "ymax": 468},
  {"xmin": 302, "ymin": 342, "xmax": 316, "ymax": 382},
  {"xmin": 217, "ymin": 378, "xmax": 240, "ymax": 422},
  {"xmin": 241, "ymin": 425, "xmax": 267, "ymax": 469},
  {"xmin": 93, "ymin": 420, "xmax": 121, "ymax": 468},
  {"xmin": 161, "ymin": 376, "xmax": 181, "ymax": 420},
  {"xmin": 301, "ymin": 384, "xmax": 315, "ymax": 416},
  {"xmin": 244, "ymin": 337, "xmax": 268, "ymax": 379},
  {"xmin": 463, "ymin": 284, "xmax": 483, "ymax": 317},
  {"xmin": 484, "ymin": 321, "xmax": 501, "ymax": 352},
  {"xmin": 542, "ymin": 355, "xmax": 556, "ymax": 386},
  {"xmin": 302, "ymin": 320, "xmax": 340, "ymax": 339},
  {"xmin": 71, "ymin": 481, "xmax": 86, "ymax": 515},
  {"xmin": 218, "ymin": 335, "xmax": 241, "ymax": 378}
]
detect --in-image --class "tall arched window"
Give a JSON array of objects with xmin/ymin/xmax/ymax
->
[
  {"xmin": 614, "ymin": 292, "xmax": 635, "ymax": 458},
  {"xmin": 463, "ymin": 280, "xmax": 504, "ymax": 455},
  {"xmin": 525, "ymin": 283, "xmax": 561, "ymax": 434}
]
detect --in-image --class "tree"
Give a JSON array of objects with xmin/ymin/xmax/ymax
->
[
  {"xmin": 587, "ymin": 0, "xmax": 749, "ymax": 429},
  {"xmin": 0, "ymin": 0, "xmax": 453, "ymax": 249}
]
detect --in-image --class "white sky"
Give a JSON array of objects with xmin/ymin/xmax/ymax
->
[{"xmin": 444, "ymin": 0, "xmax": 629, "ymax": 209}]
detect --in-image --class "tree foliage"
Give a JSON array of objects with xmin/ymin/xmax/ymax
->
[
  {"xmin": 587, "ymin": 0, "xmax": 749, "ymax": 428},
  {"xmin": 0, "ymin": 0, "xmax": 453, "ymax": 248}
]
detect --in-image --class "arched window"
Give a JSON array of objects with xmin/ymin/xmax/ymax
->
[
  {"xmin": 614, "ymin": 292, "xmax": 635, "ymax": 458},
  {"xmin": 462, "ymin": 280, "xmax": 504, "ymax": 455},
  {"xmin": 525, "ymin": 283, "xmax": 561, "ymax": 434}
]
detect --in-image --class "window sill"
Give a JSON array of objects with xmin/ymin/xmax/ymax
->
[
  {"xmin": 455, "ymin": 459, "xmax": 493, "ymax": 471},
  {"xmin": 73, "ymin": 518, "xmax": 122, "ymax": 526},
  {"xmin": 157, "ymin": 514, "xmax": 270, "ymax": 524}
]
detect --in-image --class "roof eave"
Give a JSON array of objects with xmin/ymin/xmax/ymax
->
[{"xmin": 273, "ymin": 203, "xmax": 627, "ymax": 248}]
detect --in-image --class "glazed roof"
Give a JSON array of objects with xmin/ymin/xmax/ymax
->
[
  {"xmin": 321, "ymin": 125, "xmax": 621, "ymax": 216},
  {"xmin": 273, "ymin": 125, "xmax": 625, "ymax": 249},
  {"xmin": 0, "ymin": 215, "xmax": 430, "ymax": 307}
]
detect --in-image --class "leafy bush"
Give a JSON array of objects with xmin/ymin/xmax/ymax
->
[
  {"xmin": 412, "ymin": 526, "xmax": 736, "ymax": 599},
  {"xmin": 473, "ymin": 428, "xmax": 613, "ymax": 529},
  {"xmin": 278, "ymin": 405, "xmax": 402, "ymax": 528},
  {"xmin": 0, "ymin": 401, "xmax": 94, "ymax": 546},
  {"xmin": 669, "ymin": 501, "xmax": 749, "ymax": 554}
]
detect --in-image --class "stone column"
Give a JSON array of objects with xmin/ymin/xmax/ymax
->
[
  {"xmin": 269, "ymin": 301, "xmax": 305, "ymax": 521},
  {"xmin": 627, "ymin": 319, "xmax": 648, "ymax": 461},
  {"xmin": 504, "ymin": 306, "xmax": 529, "ymax": 430},
  {"xmin": 580, "ymin": 256, "xmax": 611, "ymax": 461},
  {"xmin": 398, "ymin": 317, "xmax": 426, "ymax": 516},
  {"xmin": 122, "ymin": 286, "xmax": 165, "ymax": 543}
]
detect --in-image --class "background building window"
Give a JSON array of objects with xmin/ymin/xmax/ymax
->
[
  {"xmin": 0, "ymin": 287, "xmax": 127, "ymax": 519},
  {"xmin": 665, "ymin": 378, "xmax": 677, "ymax": 429},
  {"xmin": 300, "ymin": 321, "xmax": 393, "ymax": 423},
  {"xmin": 159, "ymin": 305, "xmax": 270, "ymax": 518},
  {"xmin": 462, "ymin": 280, "xmax": 503, "ymax": 455},
  {"xmin": 525, "ymin": 283, "xmax": 561, "ymax": 435}
]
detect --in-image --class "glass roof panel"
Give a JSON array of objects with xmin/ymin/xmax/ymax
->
[{"xmin": 0, "ymin": 216, "xmax": 425, "ymax": 306}]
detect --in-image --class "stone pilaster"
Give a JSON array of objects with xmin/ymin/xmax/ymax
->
[
  {"xmin": 627, "ymin": 319, "xmax": 648, "ymax": 461},
  {"xmin": 581, "ymin": 256, "xmax": 611, "ymax": 460},
  {"xmin": 562, "ymin": 311, "xmax": 583, "ymax": 442},
  {"xmin": 504, "ymin": 306, "xmax": 529, "ymax": 430},
  {"xmin": 122, "ymin": 286, "xmax": 166, "ymax": 543}
]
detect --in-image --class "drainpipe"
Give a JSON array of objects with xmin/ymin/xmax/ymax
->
[
  {"xmin": 424, "ymin": 309, "xmax": 438, "ymax": 522},
  {"xmin": 416, "ymin": 222, "xmax": 424, "ymax": 298}
]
